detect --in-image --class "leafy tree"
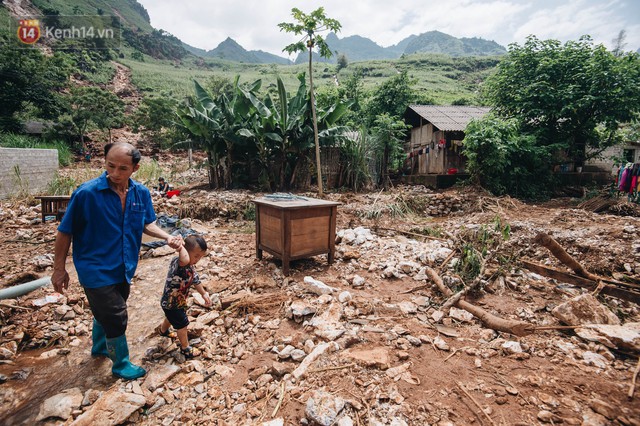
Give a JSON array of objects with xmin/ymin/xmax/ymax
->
[
  {"xmin": 463, "ymin": 116, "xmax": 553, "ymax": 199},
  {"xmin": 365, "ymin": 70, "xmax": 416, "ymax": 126},
  {"xmin": 64, "ymin": 86, "xmax": 125, "ymax": 146},
  {"xmin": 131, "ymin": 50, "xmax": 144, "ymax": 61},
  {"xmin": 336, "ymin": 53, "xmax": 348, "ymax": 73},
  {"xmin": 249, "ymin": 74, "xmax": 311, "ymax": 190},
  {"xmin": 177, "ymin": 78, "xmax": 258, "ymax": 189},
  {"xmin": 316, "ymin": 72, "xmax": 366, "ymax": 127},
  {"xmin": 484, "ymin": 35, "xmax": 640, "ymax": 168},
  {"xmin": 0, "ymin": 43, "xmax": 70, "ymax": 131},
  {"xmin": 131, "ymin": 97, "xmax": 178, "ymax": 147},
  {"xmin": 205, "ymin": 75, "xmax": 234, "ymax": 99},
  {"xmin": 279, "ymin": 7, "xmax": 342, "ymax": 195}
]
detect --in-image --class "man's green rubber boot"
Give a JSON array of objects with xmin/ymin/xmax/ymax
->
[
  {"xmin": 106, "ymin": 334, "xmax": 146, "ymax": 380},
  {"xmin": 91, "ymin": 318, "xmax": 109, "ymax": 357}
]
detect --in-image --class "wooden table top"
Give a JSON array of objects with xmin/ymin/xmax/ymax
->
[
  {"xmin": 35, "ymin": 195, "xmax": 71, "ymax": 200},
  {"xmin": 253, "ymin": 195, "xmax": 340, "ymax": 209}
]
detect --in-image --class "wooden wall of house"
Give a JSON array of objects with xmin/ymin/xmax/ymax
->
[{"xmin": 408, "ymin": 125, "xmax": 467, "ymax": 175}]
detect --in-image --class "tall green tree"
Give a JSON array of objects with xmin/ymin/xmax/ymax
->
[
  {"xmin": 365, "ymin": 70, "xmax": 415, "ymax": 126},
  {"xmin": 131, "ymin": 97, "xmax": 178, "ymax": 147},
  {"xmin": 484, "ymin": 35, "xmax": 640, "ymax": 167},
  {"xmin": 177, "ymin": 78, "xmax": 258, "ymax": 189},
  {"xmin": 0, "ymin": 43, "xmax": 69, "ymax": 131},
  {"xmin": 62, "ymin": 86, "xmax": 125, "ymax": 146},
  {"xmin": 279, "ymin": 7, "xmax": 342, "ymax": 196}
]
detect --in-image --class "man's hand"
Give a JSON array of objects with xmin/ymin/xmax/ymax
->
[
  {"xmin": 52, "ymin": 269, "xmax": 70, "ymax": 294},
  {"xmin": 167, "ymin": 235, "xmax": 183, "ymax": 250}
]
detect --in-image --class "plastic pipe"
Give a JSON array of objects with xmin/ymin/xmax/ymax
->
[{"xmin": 0, "ymin": 277, "xmax": 51, "ymax": 300}]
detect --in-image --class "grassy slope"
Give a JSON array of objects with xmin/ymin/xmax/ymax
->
[
  {"xmin": 8, "ymin": 1, "xmax": 498, "ymax": 104},
  {"xmin": 121, "ymin": 52, "xmax": 500, "ymax": 104}
]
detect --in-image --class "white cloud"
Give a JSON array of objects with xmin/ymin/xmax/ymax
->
[{"xmin": 139, "ymin": 0, "xmax": 640, "ymax": 56}]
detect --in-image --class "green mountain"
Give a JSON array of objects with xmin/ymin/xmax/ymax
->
[
  {"xmin": 387, "ymin": 35, "xmax": 419, "ymax": 56},
  {"xmin": 198, "ymin": 37, "xmax": 291, "ymax": 64},
  {"xmin": 404, "ymin": 31, "xmax": 505, "ymax": 56},
  {"xmin": 2, "ymin": 0, "xmax": 188, "ymax": 60},
  {"xmin": 4, "ymin": 1, "xmax": 505, "ymax": 63},
  {"xmin": 206, "ymin": 37, "xmax": 260, "ymax": 63},
  {"xmin": 323, "ymin": 32, "xmax": 396, "ymax": 61},
  {"xmin": 294, "ymin": 30, "xmax": 506, "ymax": 64},
  {"xmin": 251, "ymin": 50, "xmax": 291, "ymax": 65}
]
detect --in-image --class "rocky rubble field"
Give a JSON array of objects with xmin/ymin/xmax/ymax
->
[{"xmin": 0, "ymin": 182, "xmax": 639, "ymax": 426}]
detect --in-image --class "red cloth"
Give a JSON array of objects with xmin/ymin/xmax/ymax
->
[{"xmin": 166, "ymin": 190, "xmax": 181, "ymax": 198}]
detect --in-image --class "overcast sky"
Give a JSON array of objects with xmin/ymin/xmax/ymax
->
[{"xmin": 140, "ymin": 0, "xmax": 640, "ymax": 58}]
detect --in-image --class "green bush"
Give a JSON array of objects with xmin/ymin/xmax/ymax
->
[{"xmin": 463, "ymin": 116, "xmax": 553, "ymax": 200}]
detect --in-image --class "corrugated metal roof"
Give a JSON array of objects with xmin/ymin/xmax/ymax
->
[{"xmin": 407, "ymin": 105, "xmax": 491, "ymax": 131}]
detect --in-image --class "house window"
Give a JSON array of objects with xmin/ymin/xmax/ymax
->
[{"xmin": 623, "ymin": 149, "xmax": 636, "ymax": 163}]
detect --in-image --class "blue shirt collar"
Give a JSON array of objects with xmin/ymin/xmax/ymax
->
[{"xmin": 97, "ymin": 171, "xmax": 135, "ymax": 192}]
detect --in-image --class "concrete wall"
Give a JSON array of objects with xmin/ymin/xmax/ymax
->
[
  {"xmin": 586, "ymin": 144, "xmax": 640, "ymax": 172},
  {"xmin": 0, "ymin": 148, "xmax": 58, "ymax": 199}
]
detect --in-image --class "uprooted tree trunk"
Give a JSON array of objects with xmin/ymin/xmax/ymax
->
[
  {"xmin": 425, "ymin": 267, "xmax": 535, "ymax": 336},
  {"xmin": 533, "ymin": 233, "xmax": 600, "ymax": 281}
]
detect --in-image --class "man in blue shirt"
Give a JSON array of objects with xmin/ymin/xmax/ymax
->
[{"xmin": 52, "ymin": 142, "xmax": 183, "ymax": 380}]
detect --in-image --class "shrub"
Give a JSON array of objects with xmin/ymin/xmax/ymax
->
[{"xmin": 463, "ymin": 116, "xmax": 553, "ymax": 199}]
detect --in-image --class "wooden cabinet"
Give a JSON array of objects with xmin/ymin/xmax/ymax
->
[{"xmin": 253, "ymin": 197, "xmax": 340, "ymax": 275}]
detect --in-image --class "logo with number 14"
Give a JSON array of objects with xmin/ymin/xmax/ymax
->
[{"xmin": 17, "ymin": 19, "xmax": 40, "ymax": 44}]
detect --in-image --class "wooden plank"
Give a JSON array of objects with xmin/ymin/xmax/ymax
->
[
  {"xmin": 290, "ymin": 215, "xmax": 329, "ymax": 236},
  {"xmin": 328, "ymin": 206, "xmax": 337, "ymax": 264},
  {"xmin": 259, "ymin": 213, "xmax": 281, "ymax": 252},
  {"xmin": 290, "ymin": 207, "xmax": 331, "ymax": 221},
  {"xmin": 282, "ymin": 209, "xmax": 290, "ymax": 275},
  {"xmin": 521, "ymin": 260, "xmax": 640, "ymax": 304},
  {"xmin": 253, "ymin": 197, "xmax": 340, "ymax": 210},
  {"xmin": 255, "ymin": 203, "xmax": 262, "ymax": 259},
  {"xmin": 290, "ymin": 216, "xmax": 330, "ymax": 256}
]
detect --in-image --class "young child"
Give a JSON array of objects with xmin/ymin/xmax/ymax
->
[
  {"xmin": 154, "ymin": 177, "xmax": 169, "ymax": 196},
  {"xmin": 156, "ymin": 234, "xmax": 212, "ymax": 358}
]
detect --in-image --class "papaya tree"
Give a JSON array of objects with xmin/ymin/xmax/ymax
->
[{"xmin": 278, "ymin": 7, "xmax": 342, "ymax": 195}]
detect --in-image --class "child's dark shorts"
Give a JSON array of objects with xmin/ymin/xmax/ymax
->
[{"xmin": 163, "ymin": 308, "xmax": 189, "ymax": 330}]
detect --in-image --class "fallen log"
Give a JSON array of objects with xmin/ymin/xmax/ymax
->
[
  {"xmin": 425, "ymin": 267, "xmax": 535, "ymax": 336},
  {"xmin": 533, "ymin": 233, "xmax": 600, "ymax": 281},
  {"xmin": 375, "ymin": 226, "xmax": 450, "ymax": 242},
  {"xmin": 521, "ymin": 260, "xmax": 640, "ymax": 305}
]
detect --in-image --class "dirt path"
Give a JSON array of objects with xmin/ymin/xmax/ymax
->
[{"xmin": 1, "ymin": 185, "xmax": 639, "ymax": 425}]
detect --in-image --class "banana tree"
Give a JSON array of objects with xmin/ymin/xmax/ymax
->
[
  {"xmin": 259, "ymin": 74, "xmax": 310, "ymax": 190},
  {"xmin": 178, "ymin": 77, "xmax": 260, "ymax": 189},
  {"xmin": 175, "ymin": 95, "xmax": 225, "ymax": 188}
]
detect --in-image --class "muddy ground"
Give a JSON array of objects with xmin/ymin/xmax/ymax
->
[
  {"xmin": 0, "ymin": 157, "xmax": 639, "ymax": 425},
  {"xmin": 1, "ymin": 57, "xmax": 639, "ymax": 425}
]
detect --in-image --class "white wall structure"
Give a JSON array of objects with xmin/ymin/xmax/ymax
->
[
  {"xmin": 0, "ymin": 148, "xmax": 58, "ymax": 199},
  {"xmin": 586, "ymin": 143, "xmax": 640, "ymax": 172}
]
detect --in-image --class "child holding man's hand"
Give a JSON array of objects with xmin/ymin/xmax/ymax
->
[{"xmin": 156, "ymin": 234, "xmax": 211, "ymax": 358}]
